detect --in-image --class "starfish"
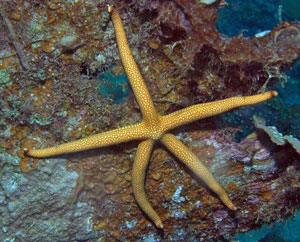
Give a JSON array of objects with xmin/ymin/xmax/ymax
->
[{"xmin": 25, "ymin": 6, "xmax": 278, "ymax": 229}]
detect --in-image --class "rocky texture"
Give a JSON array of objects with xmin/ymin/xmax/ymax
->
[
  {"xmin": 0, "ymin": 151, "xmax": 98, "ymax": 241},
  {"xmin": 0, "ymin": 0, "xmax": 299, "ymax": 241}
]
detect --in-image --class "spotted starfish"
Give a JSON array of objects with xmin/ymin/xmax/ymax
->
[{"xmin": 25, "ymin": 6, "xmax": 278, "ymax": 228}]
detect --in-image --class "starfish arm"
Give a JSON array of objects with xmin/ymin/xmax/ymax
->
[
  {"xmin": 25, "ymin": 123, "xmax": 148, "ymax": 158},
  {"xmin": 108, "ymin": 6, "xmax": 158, "ymax": 124},
  {"xmin": 132, "ymin": 138, "xmax": 163, "ymax": 228},
  {"xmin": 161, "ymin": 91, "xmax": 278, "ymax": 132},
  {"xmin": 161, "ymin": 133, "xmax": 236, "ymax": 210}
]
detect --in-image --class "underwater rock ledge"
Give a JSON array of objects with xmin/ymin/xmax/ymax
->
[{"xmin": 0, "ymin": 0, "xmax": 299, "ymax": 241}]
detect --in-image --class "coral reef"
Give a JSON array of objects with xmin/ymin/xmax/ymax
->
[
  {"xmin": 0, "ymin": 0, "xmax": 299, "ymax": 241},
  {"xmin": 134, "ymin": 0, "xmax": 300, "ymax": 104}
]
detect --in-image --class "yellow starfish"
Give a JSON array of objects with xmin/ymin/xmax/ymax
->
[{"xmin": 25, "ymin": 6, "xmax": 278, "ymax": 228}]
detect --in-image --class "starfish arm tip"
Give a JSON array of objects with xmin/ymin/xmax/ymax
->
[
  {"xmin": 23, "ymin": 148, "xmax": 32, "ymax": 157},
  {"xmin": 271, "ymin": 90, "xmax": 278, "ymax": 97},
  {"xmin": 155, "ymin": 220, "xmax": 164, "ymax": 229},
  {"xmin": 221, "ymin": 195, "xmax": 237, "ymax": 211},
  {"xmin": 229, "ymin": 204, "xmax": 237, "ymax": 211},
  {"xmin": 107, "ymin": 5, "xmax": 113, "ymax": 13},
  {"xmin": 156, "ymin": 221, "xmax": 164, "ymax": 229},
  {"xmin": 23, "ymin": 148, "xmax": 40, "ymax": 158}
]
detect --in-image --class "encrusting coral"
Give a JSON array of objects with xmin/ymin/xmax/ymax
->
[{"xmin": 25, "ymin": 5, "xmax": 278, "ymax": 228}]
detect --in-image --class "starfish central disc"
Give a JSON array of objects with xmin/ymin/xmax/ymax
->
[
  {"xmin": 148, "ymin": 127, "xmax": 164, "ymax": 140},
  {"xmin": 144, "ymin": 117, "xmax": 165, "ymax": 140}
]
